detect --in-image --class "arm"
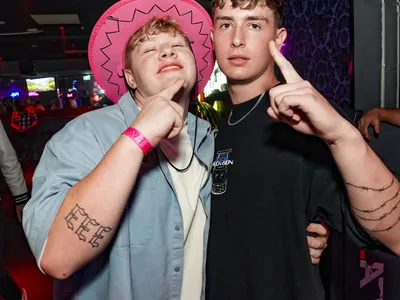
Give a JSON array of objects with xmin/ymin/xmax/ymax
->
[
  {"xmin": 268, "ymin": 41, "xmax": 400, "ymax": 255},
  {"xmin": 0, "ymin": 121, "xmax": 29, "ymax": 221},
  {"xmin": 358, "ymin": 108, "xmax": 400, "ymax": 140},
  {"xmin": 26, "ymin": 80, "xmax": 186, "ymax": 279},
  {"xmin": 39, "ymin": 132, "xmax": 145, "ymax": 279},
  {"xmin": 328, "ymin": 125, "xmax": 400, "ymax": 254}
]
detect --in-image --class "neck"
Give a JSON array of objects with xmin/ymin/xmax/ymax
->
[
  {"xmin": 227, "ymin": 70, "xmax": 279, "ymax": 105},
  {"xmin": 133, "ymin": 89, "xmax": 190, "ymax": 120}
]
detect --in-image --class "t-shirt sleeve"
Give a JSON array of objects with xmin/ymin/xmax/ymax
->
[
  {"xmin": 22, "ymin": 116, "xmax": 103, "ymax": 267},
  {"xmin": 304, "ymin": 137, "xmax": 386, "ymax": 250}
]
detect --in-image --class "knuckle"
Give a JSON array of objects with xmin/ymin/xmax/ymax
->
[{"xmin": 304, "ymin": 80, "xmax": 312, "ymax": 88}]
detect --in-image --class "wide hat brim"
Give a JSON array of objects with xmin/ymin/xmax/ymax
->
[{"xmin": 88, "ymin": 0, "xmax": 215, "ymax": 103}]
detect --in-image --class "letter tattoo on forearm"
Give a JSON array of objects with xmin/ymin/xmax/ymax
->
[{"xmin": 65, "ymin": 204, "xmax": 112, "ymax": 247}]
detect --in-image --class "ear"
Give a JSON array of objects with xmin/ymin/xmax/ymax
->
[
  {"xmin": 210, "ymin": 28, "xmax": 214, "ymax": 47},
  {"xmin": 124, "ymin": 69, "xmax": 137, "ymax": 89},
  {"xmin": 274, "ymin": 27, "xmax": 287, "ymax": 51}
]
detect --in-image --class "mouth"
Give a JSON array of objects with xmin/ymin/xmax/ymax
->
[
  {"xmin": 228, "ymin": 55, "xmax": 250, "ymax": 61},
  {"xmin": 158, "ymin": 63, "xmax": 184, "ymax": 73}
]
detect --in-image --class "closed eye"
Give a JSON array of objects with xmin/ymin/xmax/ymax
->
[{"xmin": 144, "ymin": 48, "xmax": 156, "ymax": 53}]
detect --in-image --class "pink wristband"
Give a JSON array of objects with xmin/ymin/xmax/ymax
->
[{"xmin": 123, "ymin": 127, "xmax": 153, "ymax": 155}]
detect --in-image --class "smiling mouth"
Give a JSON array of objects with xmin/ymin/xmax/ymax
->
[{"xmin": 158, "ymin": 64, "xmax": 183, "ymax": 73}]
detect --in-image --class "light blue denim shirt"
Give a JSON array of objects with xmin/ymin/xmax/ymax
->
[{"xmin": 23, "ymin": 92, "xmax": 215, "ymax": 300}]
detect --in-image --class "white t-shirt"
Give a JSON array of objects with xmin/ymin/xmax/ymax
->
[{"xmin": 160, "ymin": 124, "xmax": 207, "ymax": 300}]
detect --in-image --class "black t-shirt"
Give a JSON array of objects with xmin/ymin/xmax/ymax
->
[{"xmin": 206, "ymin": 92, "xmax": 380, "ymax": 300}]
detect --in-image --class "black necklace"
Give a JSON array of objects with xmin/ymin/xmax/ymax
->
[
  {"xmin": 159, "ymin": 106, "xmax": 198, "ymax": 172},
  {"xmin": 128, "ymin": 89, "xmax": 198, "ymax": 172}
]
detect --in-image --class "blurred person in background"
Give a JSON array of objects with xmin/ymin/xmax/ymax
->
[{"xmin": 0, "ymin": 120, "xmax": 29, "ymax": 300}]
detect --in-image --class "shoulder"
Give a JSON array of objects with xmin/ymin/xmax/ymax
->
[{"xmin": 50, "ymin": 105, "xmax": 127, "ymax": 149}]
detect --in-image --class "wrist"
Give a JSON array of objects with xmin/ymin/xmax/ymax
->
[
  {"xmin": 377, "ymin": 108, "xmax": 388, "ymax": 122},
  {"xmin": 122, "ymin": 127, "xmax": 153, "ymax": 155},
  {"xmin": 328, "ymin": 123, "xmax": 365, "ymax": 152}
]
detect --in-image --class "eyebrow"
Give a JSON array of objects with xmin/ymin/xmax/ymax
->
[{"xmin": 215, "ymin": 15, "xmax": 269, "ymax": 23}]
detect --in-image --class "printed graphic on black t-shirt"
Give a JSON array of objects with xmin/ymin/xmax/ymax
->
[{"xmin": 212, "ymin": 149, "xmax": 234, "ymax": 195}]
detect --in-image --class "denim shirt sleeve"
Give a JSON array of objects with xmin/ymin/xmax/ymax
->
[{"xmin": 22, "ymin": 117, "xmax": 103, "ymax": 264}]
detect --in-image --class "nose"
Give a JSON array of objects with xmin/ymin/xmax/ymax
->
[
  {"xmin": 159, "ymin": 46, "xmax": 177, "ymax": 59},
  {"xmin": 231, "ymin": 27, "xmax": 245, "ymax": 48}
]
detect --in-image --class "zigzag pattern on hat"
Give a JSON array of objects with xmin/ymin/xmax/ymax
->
[{"xmin": 97, "ymin": 3, "xmax": 212, "ymax": 98}]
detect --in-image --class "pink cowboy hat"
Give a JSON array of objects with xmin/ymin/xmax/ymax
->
[{"xmin": 88, "ymin": 0, "xmax": 215, "ymax": 103}]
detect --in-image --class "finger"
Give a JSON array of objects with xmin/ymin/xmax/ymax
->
[
  {"xmin": 157, "ymin": 78, "xmax": 186, "ymax": 100},
  {"xmin": 267, "ymin": 107, "xmax": 278, "ymax": 120},
  {"xmin": 310, "ymin": 248, "xmax": 324, "ymax": 259},
  {"xmin": 311, "ymin": 257, "xmax": 320, "ymax": 265},
  {"xmin": 266, "ymin": 107, "xmax": 284, "ymax": 121},
  {"xmin": 357, "ymin": 120, "xmax": 363, "ymax": 133},
  {"xmin": 307, "ymin": 236, "xmax": 327, "ymax": 250},
  {"xmin": 166, "ymin": 101, "xmax": 185, "ymax": 138},
  {"xmin": 269, "ymin": 81, "xmax": 311, "ymax": 99},
  {"xmin": 306, "ymin": 223, "xmax": 328, "ymax": 236},
  {"xmin": 268, "ymin": 94, "xmax": 281, "ymax": 120},
  {"xmin": 269, "ymin": 41, "xmax": 303, "ymax": 84},
  {"xmin": 273, "ymin": 87, "xmax": 314, "ymax": 120},
  {"xmin": 361, "ymin": 121, "xmax": 371, "ymax": 140},
  {"xmin": 372, "ymin": 119, "xmax": 380, "ymax": 135}
]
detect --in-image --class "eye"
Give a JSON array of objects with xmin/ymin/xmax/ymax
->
[
  {"xmin": 143, "ymin": 48, "xmax": 156, "ymax": 54},
  {"xmin": 220, "ymin": 23, "xmax": 231, "ymax": 29},
  {"xmin": 172, "ymin": 44, "xmax": 184, "ymax": 48},
  {"xmin": 250, "ymin": 23, "xmax": 261, "ymax": 30}
]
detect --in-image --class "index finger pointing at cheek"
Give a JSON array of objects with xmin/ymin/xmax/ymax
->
[{"xmin": 269, "ymin": 41, "xmax": 303, "ymax": 84}]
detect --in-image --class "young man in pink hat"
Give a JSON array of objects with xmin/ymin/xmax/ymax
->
[
  {"xmin": 206, "ymin": 0, "xmax": 400, "ymax": 299},
  {"xmin": 23, "ymin": 1, "xmax": 216, "ymax": 299}
]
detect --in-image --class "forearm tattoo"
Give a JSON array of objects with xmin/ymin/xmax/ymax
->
[
  {"xmin": 65, "ymin": 204, "xmax": 112, "ymax": 248},
  {"xmin": 363, "ymin": 217, "xmax": 400, "ymax": 233},
  {"xmin": 344, "ymin": 176, "xmax": 394, "ymax": 192},
  {"xmin": 346, "ymin": 176, "xmax": 400, "ymax": 232},
  {"xmin": 355, "ymin": 198, "xmax": 400, "ymax": 221},
  {"xmin": 351, "ymin": 184, "xmax": 400, "ymax": 213}
]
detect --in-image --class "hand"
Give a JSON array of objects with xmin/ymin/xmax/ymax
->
[
  {"xmin": 358, "ymin": 108, "xmax": 381, "ymax": 140},
  {"xmin": 267, "ymin": 41, "xmax": 351, "ymax": 145},
  {"xmin": 306, "ymin": 223, "xmax": 329, "ymax": 264},
  {"xmin": 16, "ymin": 203, "xmax": 26, "ymax": 223},
  {"xmin": 130, "ymin": 78, "xmax": 187, "ymax": 147}
]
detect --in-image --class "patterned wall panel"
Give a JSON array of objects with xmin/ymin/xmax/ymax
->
[{"xmin": 283, "ymin": 0, "xmax": 352, "ymax": 106}]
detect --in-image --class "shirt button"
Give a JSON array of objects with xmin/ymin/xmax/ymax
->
[
  {"xmin": 175, "ymin": 267, "xmax": 181, "ymax": 272},
  {"xmin": 175, "ymin": 226, "xmax": 180, "ymax": 231}
]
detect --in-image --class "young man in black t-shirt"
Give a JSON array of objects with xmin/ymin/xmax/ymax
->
[{"xmin": 206, "ymin": 1, "xmax": 400, "ymax": 299}]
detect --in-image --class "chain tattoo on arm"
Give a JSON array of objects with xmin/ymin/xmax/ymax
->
[{"xmin": 65, "ymin": 204, "xmax": 112, "ymax": 248}]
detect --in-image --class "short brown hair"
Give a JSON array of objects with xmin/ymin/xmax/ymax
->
[
  {"xmin": 211, "ymin": 0, "xmax": 284, "ymax": 28},
  {"xmin": 124, "ymin": 17, "xmax": 188, "ymax": 69}
]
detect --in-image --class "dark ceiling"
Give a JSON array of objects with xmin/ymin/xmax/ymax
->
[{"xmin": 0, "ymin": 0, "xmax": 212, "ymax": 75}]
